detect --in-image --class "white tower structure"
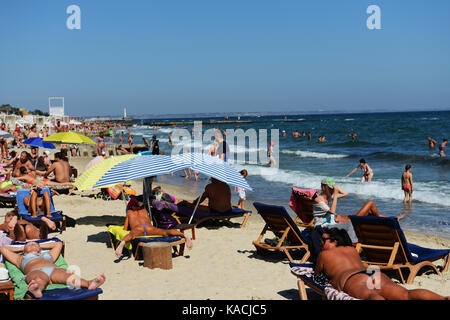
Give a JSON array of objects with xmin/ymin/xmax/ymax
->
[{"xmin": 49, "ymin": 97, "xmax": 65, "ymax": 117}]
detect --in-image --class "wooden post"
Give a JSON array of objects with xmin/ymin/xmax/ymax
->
[{"xmin": 142, "ymin": 242, "xmax": 172, "ymax": 270}]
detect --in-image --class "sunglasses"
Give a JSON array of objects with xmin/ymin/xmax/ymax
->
[{"xmin": 320, "ymin": 236, "xmax": 333, "ymax": 244}]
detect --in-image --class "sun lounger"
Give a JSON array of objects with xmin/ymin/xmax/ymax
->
[
  {"xmin": 15, "ymin": 188, "xmax": 66, "ymax": 233},
  {"xmin": 289, "ymin": 263, "xmax": 358, "ymax": 300},
  {"xmin": 153, "ymin": 200, "xmax": 251, "ymax": 240},
  {"xmin": 107, "ymin": 225, "xmax": 186, "ymax": 260},
  {"xmin": 350, "ymin": 215, "xmax": 450, "ymax": 284},
  {"xmin": 252, "ymin": 202, "xmax": 311, "ymax": 263},
  {"xmin": 1, "ymin": 238, "xmax": 100, "ymax": 300},
  {"xmin": 289, "ymin": 188, "xmax": 317, "ymax": 229}
]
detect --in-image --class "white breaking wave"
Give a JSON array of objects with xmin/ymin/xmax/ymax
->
[
  {"xmin": 233, "ymin": 164, "xmax": 450, "ymax": 207},
  {"xmin": 282, "ymin": 150, "xmax": 348, "ymax": 159}
]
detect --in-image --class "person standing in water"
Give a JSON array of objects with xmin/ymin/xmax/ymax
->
[
  {"xmin": 401, "ymin": 164, "xmax": 414, "ymax": 206},
  {"xmin": 346, "ymin": 159, "xmax": 373, "ymax": 182}
]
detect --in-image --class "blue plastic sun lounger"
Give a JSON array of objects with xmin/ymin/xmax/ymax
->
[
  {"xmin": 34, "ymin": 287, "xmax": 103, "ymax": 300},
  {"xmin": 15, "ymin": 188, "xmax": 66, "ymax": 232},
  {"xmin": 252, "ymin": 202, "xmax": 311, "ymax": 263},
  {"xmin": 349, "ymin": 215, "xmax": 450, "ymax": 284}
]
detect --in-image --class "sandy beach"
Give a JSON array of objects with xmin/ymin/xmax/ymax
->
[{"xmin": 1, "ymin": 155, "xmax": 449, "ymax": 300}]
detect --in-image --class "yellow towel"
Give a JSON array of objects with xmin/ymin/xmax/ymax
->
[{"xmin": 107, "ymin": 225, "xmax": 166, "ymax": 250}]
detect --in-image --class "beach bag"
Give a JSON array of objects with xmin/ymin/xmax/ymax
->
[{"xmin": 151, "ymin": 208, "xmax": 178, "ymax": 229}]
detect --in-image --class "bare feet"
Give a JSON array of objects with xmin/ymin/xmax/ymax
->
[
  {"xmin": 41, "ymin": 216, "xmax": 56, "ymax": 231},
  {"xmin": 115, "ymin": 242, "xmax": 125, "ymax": 258},
  {"xmin": 88, "ymin": 273, "xmax": 106, "ymax": 290},
  {"xmin": 28, "ymin": 279, "xmax": 43, "ymax": 298},
  {"xmin": 185, "ymin": 236, "xmax": 193, "ymax": 250}
]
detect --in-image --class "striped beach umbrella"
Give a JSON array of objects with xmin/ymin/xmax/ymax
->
[
  {"xmin": 172, "ymin": 153, "xmax": 252, "ymax": 191},
  {"xmin": 91, "ymin": 154, "xmax": 187, "ymax": 190},
  {"xmin": 171, "ymin": 153, "xmax": 252, "ymax": 224},
  {"xmin": 74, "ymin": 154, "xmax": 137, "ymax": 191}
]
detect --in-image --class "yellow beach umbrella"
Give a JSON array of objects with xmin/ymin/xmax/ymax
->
[
  {"xmin": 74, "ymin": 154, "xmax": 137, "ymax": 191},
  {"xmin": 44, "ymin": 132, "xmax": 96, "ymax": 145}
]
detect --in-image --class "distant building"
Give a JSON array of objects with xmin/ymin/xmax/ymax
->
[{"xmin": 0, "ymin": 105, "xmax": 14, "ymax": 114}]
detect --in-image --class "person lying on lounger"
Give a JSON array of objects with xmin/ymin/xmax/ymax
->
[
  {"xmin": 315, "ymin": 228, "xmax": 448, "ymax": 300},
  {"xmin": 177, "ymin": 178, "xmax": 232, "ymax": 214},
  {"xmin": 0, "ymin": 241, "xmax": 106, "ymax": 299},
  {"xmin": 114, "ymin": 198, "xmax": 193, "ymax": 258},
  {"xmin": 313, "ymin": 177, "xmax": 404, "ymax": 228},
  {"xmin": 0, "ymin": 208, "xmax": 56, "ymax": 241},
  {"xmin": 23, "ymin": 186, "xmax": 53, "ymax": 218}
]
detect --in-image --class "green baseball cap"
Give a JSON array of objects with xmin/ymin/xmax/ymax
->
[{"xmin": 321, "ymin": 177, "xmax": 336, "ymax": 189}]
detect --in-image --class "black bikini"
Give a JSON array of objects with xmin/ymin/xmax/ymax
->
[{"xmin": 343, "ymin": 269, "xmax": 376, "ymax": 290}]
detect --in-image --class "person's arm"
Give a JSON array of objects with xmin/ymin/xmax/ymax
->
[
  {"xmin": 43, "ymin": 241, "xmax": 63, "ymax": 262},
  {"xmin": 333, "ymin": 185, "xmax": 348, "ymax": 199},
  {"xmin": 0, "ymin": 246, "xmax": 22, "ymax": 268},
  {"xmin": 346, "ymin": 165, "xmax": 360, "ymax": 177},
  {"xmin": 409, "ymin": 174, "xmax": 413, "ymax": 191},
  {"xmin": 314, "ymin": 252, "xmax": 325, "ymax": 275},
  {"xmin": 329, "ymin": 190, "xmax": 339, "ymax": 214},
  {"xmin": 123, "ymin": 211, "xmax": 129, "ymax": 231},
  {"xmin": 44, "ymin": 163, "xmax": 56, "ymax": 178},
  {"xmin": 26, "ymin": 161, "xmax": 36, "ymax": 173}
]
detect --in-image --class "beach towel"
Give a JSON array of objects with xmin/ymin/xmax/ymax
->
[
  {"xmin": 289, "ymin": 188, "xmax": 318, "ymax": 224},
  {"xmin": 107, "ymin": 225, "xmax": 180, "ymax": 250},
  {"xmin": 5, "ymin": 254, "xmax": 68, "ymax": 299},
  {"xmin": 290, "ymin": 264, "xmax": 359, "ymax": 300}
]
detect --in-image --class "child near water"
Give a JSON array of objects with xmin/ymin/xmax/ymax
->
[
  {"xmin": 235, "ymin": 169, "xmax": 248, "ymax": 210},
  {"xmin": 401, "ymin": 164, "xmax": 414, "ymax": 205}
]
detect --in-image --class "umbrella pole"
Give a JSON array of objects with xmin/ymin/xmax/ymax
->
[
  {"xmin": 188, "ymin": 195, "xmax": 202, "ymax": 225},
  {"xmin": 143, "ymin": 176, "xmax": 155, "ymax": 225}
]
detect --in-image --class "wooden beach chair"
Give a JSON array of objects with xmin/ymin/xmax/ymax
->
[
  {"xmin": 15, "ymin": 188, "xmax": 66, "ymax": 233},
  {"xmin": 289, "ymin": 188, "xmax": 317, "ymax": 229},
  {"xmin": 289, "ymin": 263, "xmax": 358, "ymax": 300},
  {"xmin": 350, "ymin": 215, "xmax": 450, "ymax": 284},
  {"xmin": 107, "ymin": 225, "xmax": 187, "ymax": 260},
  {"xmin": 252, "ymin": 202, "xmax": 311, "ymax": 263}
]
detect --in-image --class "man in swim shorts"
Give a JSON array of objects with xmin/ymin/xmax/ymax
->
[{"xmin": 315, "ymin": 228, "xmax": 448, "ymax": 300}]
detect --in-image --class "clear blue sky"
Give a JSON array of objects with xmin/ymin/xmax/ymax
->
[{"xmin": 1, "ymin": 0, "xmax": 449, "ymax": 117}]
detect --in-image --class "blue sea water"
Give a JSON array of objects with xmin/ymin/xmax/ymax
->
[{"xmin": 116, "ymin": 110, "xmax": 450, "ymax": 238}]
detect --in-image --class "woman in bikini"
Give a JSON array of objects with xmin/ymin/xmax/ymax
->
[
  {"xmin": 114, "ymin": 198, "xmax": 193, "ymax": 258},
  {"xmin": 96, "ymin": 132, "xmax": 106, "ymax": 156},
  {"xmin": 0, "ymin": 241, "xmax": 105, "ymax": 299},
  {"xmin": 346, "ymin": 158, "xmax": 373, "ymax": 182},
  {"xmin": 313, "ymin": 177, "xmax": 404, "ymax": 228}
]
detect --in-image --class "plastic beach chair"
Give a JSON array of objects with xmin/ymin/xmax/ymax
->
[
  {"xmin": 15, "ymin": 188, "xmax": 66, "ymax": 233},
  {"xmin": 252, "ymin": 202, "xmax": 311, "ymax": 263},
  {"xmin": 349, "ymin": 215, "xmax": 450, "ymax": 284}
]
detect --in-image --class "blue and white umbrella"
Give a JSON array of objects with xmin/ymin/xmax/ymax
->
[
  {"xmin": 171, "ymin": 153, "xmax": 252, "ymax": 223},
  {"xmin": 91, "ymin": 154, "xmax": 186, "ymax": 189},
  {"xmin": 171, "ymin": 153, "xmax": 252, "ymax": 191}
]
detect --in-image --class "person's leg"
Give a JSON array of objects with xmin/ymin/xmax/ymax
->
[
  {"xmin": 377, "ymin": 274, "xmax": 446, "ymax": 300},
  {"xmin": 145, "ymin": 225, "xmax": 193, "ymax": 249},
  {"xmin": 115, "ymin": 227, "xmax": 144, "ymax": 258},
  {"xmin": 29, "ymin": 191, "xmax": 38, "ymax": 217},
  {"xmin": 403, "ymin": 190, "xmax": 408, "ymax": 204},
  {"xmin": 42, "ymin": 191, "xmax": 52, "ymax": 217},
  {"xmin": 25, "ymin": 270, "xmax": 50, "ymax": 299},
  {"xmin": 50, "ymin": 268, "xmax": 106, "ymax": 290}
]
